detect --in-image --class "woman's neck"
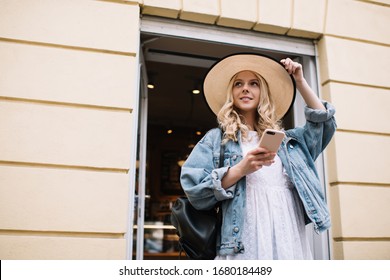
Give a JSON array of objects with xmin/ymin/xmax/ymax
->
[{"xmin": 240, "ymin": 112, "xmax": 256, "ymax": 131}]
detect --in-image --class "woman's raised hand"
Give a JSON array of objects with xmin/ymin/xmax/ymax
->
[{"xmin": 280, "ymin": 58, "xmax": 304, "ymax": 83}]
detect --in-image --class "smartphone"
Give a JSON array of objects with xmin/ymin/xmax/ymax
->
[{"xmin": 258, "ymin": 129, "xmax": 285, "ymax": 152}]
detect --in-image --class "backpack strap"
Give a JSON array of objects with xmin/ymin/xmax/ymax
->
[{"xmin": 219, "ymin": 128, "xmax": 225, "ymax": 168}]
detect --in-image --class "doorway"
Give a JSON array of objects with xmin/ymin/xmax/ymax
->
[{"xmin": 132, "ymin": 17, "xmax": 329, "ymax": 260}]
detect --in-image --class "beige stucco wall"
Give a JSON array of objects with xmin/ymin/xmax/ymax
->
[
  {"xmin": 318, "ymin": 0, "xmax": 390, "ymax": 259},
  {"xmin": 0, "ymin": 0, "xmax": 389, "ymax": 260},
  {"xmin": 0, "ymin": 0, "xmax": 140, "ymax": 259}
]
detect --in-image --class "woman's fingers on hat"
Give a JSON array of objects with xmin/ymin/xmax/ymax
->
[
  {"xmin": 281, "ymin": 58, "xmax": 293, "ymax": 74},
  {"xmin": 280, "ymin": 57, "xmax": 292, "ymax": 66},
  {"xmin": 281, "ymin": 58, "xmax": 302, "ymax": 75}
]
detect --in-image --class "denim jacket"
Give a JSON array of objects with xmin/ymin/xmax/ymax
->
[{"xmin": 180, "ymin": 101, "xmax": 336, "ymax": 256}]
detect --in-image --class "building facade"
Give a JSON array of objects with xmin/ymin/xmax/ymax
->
[{"xmin": 0, "ymin": 0, "xmax": 389, "ymax": 260}]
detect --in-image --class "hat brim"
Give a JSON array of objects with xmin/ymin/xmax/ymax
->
[{"xmin": 203, "ymin": 53, "xmax": 296, "ymax": 120}]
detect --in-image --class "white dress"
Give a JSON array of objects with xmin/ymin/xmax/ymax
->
[{"xmin": 216, "ymin": 131, "xmax": 312, "ymax": 260}]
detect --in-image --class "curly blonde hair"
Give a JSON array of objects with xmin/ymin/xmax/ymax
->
[{"xmin": 217, "ymin": 71, "xmax": 282, "ymax": 143}]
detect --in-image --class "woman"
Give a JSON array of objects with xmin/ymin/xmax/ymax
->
[{"xmin": 180, "ymin": 54, "xmax": 336, "ymax": 260}]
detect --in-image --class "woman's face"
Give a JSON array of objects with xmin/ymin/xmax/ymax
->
[{"xmin": 231, "ymin": 71, "xmax": 261, "ymax": 115}]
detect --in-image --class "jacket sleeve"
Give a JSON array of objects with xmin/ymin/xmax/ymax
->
[
  {"xmin": 290, "ymin": 101, "xmax": 337, "ymax": 161},
  {"xmin": 180, "ymin": 129, "xmax": 235, "ymax": 210}
]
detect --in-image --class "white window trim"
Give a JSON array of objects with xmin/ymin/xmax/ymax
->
[{"xmin": 140, "ymin": 16, "xmax": 315, "ymax": 56}]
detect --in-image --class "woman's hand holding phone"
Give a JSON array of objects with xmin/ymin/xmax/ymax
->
[
  {"xmin": 221, "ymin": 129, "xmax": 284, "ymax": 189},
  {"xmin": 222, "ymin": 146, "xmax": 275, "ymax": 189},
  {"xmin": 235, "ymin": 147, "xmax": 276, "ymax": 177}
]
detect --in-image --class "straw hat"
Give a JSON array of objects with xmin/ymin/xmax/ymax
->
[{"xmin": 203, "ymin": 53, "xmax": 296, "ymax": 120}]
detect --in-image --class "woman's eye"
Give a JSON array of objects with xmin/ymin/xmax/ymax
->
[
  {"xmin": 251, "ymin": 81, "xmax": 259, "ymax": 87},
  {"xmin": 234, "ymin": 81, "xmax": 242, "ymax": 87}
]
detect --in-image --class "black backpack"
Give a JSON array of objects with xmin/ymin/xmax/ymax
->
[
  {"xmin": 171, "ymin": 129, "xmax": 224, "ymax": 259},
  {"xmin": 170, "ymin": 197, "xmax": 221, "ymax": 259}
]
